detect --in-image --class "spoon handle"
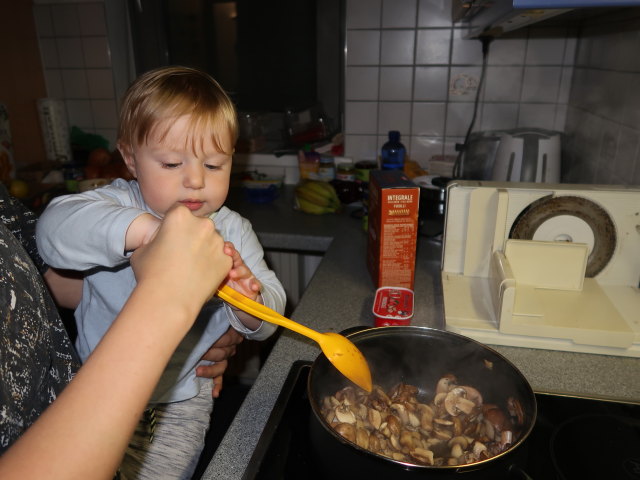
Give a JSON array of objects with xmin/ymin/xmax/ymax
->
[{"xmin": 216, "ymin": 285, "xmax": 323, "ymax": 343}]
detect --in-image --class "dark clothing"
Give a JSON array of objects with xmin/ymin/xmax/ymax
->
[{"xmin": 0, "ymin": 184, "xmax": 80, "ymax": 453}]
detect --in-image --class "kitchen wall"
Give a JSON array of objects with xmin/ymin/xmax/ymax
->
[
  {"xmin": 28, "ymin": 0, "xmax": 640, "ymax": 185},
  {"xmin": 32, "ymin": 0, "xmax": 129, "ymax": 151},
  {"xmin": 562, "ymin": 10, "xmax": 640, "ymax": 185},
  {"xmin": 343, "ymin": 0, "xmax": 576, "ymax": 176}
]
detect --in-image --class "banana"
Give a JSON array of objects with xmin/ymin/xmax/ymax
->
[
  {"xmin": 295, "ymin": 185, "xmax": 333, "ymax": 207},
  {"xmin": 303, "ymin": 180, "xmax": 340, "ymax": 204},
  {"xmin": 295, "ymin": 196, "xmax": 338, "ymax": 215},
  {"xmin": 299, "ymin": 180, "xmax": 341, "ymax": 207}
]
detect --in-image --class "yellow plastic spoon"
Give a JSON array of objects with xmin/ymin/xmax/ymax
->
[{"xmin": 217, "ymin": 285, "xmax": 372, "ymax": 392}]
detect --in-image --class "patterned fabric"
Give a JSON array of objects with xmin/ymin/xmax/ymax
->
[{"xmin": 0, "ymin": 185, "xmax": 80, "ymax": 453}]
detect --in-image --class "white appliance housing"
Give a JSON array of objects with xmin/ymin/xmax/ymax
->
[{"xmin": 440, "ymin": 180, "xmax": 640, "ymax": 357}]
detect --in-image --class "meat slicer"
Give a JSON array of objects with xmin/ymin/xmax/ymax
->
[{"xmin": 440, "ymin": 180, "xmax": 640, "ymax": 357}]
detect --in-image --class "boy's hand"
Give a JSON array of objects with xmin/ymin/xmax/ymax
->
[{"xmin": 223, "ymin": 242, "xmax": 262, "ymax": 301}]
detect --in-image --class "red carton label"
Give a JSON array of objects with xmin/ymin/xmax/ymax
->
[{"xmin": 367, "ymin": 170, "xmax": 420, "ymax": 289}]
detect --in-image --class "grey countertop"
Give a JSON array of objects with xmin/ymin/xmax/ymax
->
[{"xmin": 202, "ymin": 186, "xmax": 640, "ymax": 480}]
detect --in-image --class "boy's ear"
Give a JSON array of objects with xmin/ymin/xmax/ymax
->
[{"xmin": 117, "ymin": 143, "xmax": 137, "ymax": 179}]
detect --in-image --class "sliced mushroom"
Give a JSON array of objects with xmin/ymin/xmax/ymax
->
[
  {"xmin": 409, "ymin": 447, "xmax": 434, "ymax": 465},
  {"xmin": 368, "ymin": 407, "xmax": 383, "ymax": 430},
  {"xmin": 335, "ymin": 404, "xmax": 356, "ymax": 424},
  {"xmin": 334, "ymin": 422, "xmax": 356, "ymax": 442}
]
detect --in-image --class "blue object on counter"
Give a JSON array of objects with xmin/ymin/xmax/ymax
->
[
  {"xmin": 244, "ymin": 184, "xmax": 279, "ymax": 204},
  {"xmin": 381, "ymin": 130, "xmax": 406, "ymax": 171}
]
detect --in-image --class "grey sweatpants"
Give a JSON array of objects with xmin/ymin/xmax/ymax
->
[{"xmin": 119, "ymin": 382, "xmax": 214, "ymax": 480}]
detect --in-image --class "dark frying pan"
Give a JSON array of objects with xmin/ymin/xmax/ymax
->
[{"xmin": 307, "ymin": 326, "xmax": 536, "ymax": 478}]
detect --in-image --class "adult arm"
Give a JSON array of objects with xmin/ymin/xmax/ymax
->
[{"xmin": 0, "ymin": 205, "xmax": 232, "ymax": 480}]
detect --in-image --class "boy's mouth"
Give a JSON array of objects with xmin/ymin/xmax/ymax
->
[{"xmin": 180, "ymin": 200, "xmax": 204, "ymax": 211}]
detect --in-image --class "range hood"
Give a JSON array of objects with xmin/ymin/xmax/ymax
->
[{"xmin": 453, "ymin": 0, "xmax": 640, "ymax": 38}]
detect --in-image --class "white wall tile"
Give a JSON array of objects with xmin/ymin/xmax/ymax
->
[
  {"xmin": 91, "ymin": 100, "xmax": 118, "ymax": 129},
  {"xmin": 557, "ymin": 67, "xmax": 573, "ymax": 104},
  {"xmin": 563, "ymin": 36, "xmax": 578, "ymax": 66},
  {"xmin": 517, "ymin": 104, "xmax": 557, "ymax": 130},
  {"xmin": 484, "ymin": 66, "xmax": 523, "ymax": 102},
  {"xmin": 57, "ymin": 38, "xmax": 84, "ymax": 68},
  {"xmin": 39, "ymin": 38, "xmax": 59, "ymax": 68},
  {"xmin": 86, "ymin": 69, "xmax": 115, "ymax": 99},
  {"xmin": 448, "ymin": 67, "xmax": 482, "ymax": 102},
  {"xmin": 410, "ymin": 136, "xmax": 444, "ymax": 164},
  {"xmin": 82, "ymin": 37, "xmax": 111, "ymax": 68},
  {"xmin": 418, "ymin": 0, "xmax": 451, "ymax": 28},
  {"xmin": 78, "ymin": 3, "xmax": 107, "ymax": 36},
  {"xmin": 554, "ymin": 104, "xmax": 568, "ymax": 131},
  {"xmin": 614, "ymin": 125, "xmax": 639, "ymax": 181},
  {"xmin": 51, "ymin": 4, "xmax": 81, "ymax": 36},
  {"xmin": 33, "ymin": 5, "xmax": 54, "ymax": 36},
  {"xmin": 479, "ymin": 103, "xmax": 518, "ymax": 131},
  {"xmin": 346, "ymin": 30, "xmax": 381, "ymax": 65},
  {"xmin": 44, "ymin": 69, "xmax": 64, "ymax": 98},
  {"xmin": 487, "ymin": 36, "xmax": 526, "ymax": 65},
  {"xmin": 525, "ymin": 30, "xmax": 566, "ymax": 65},
  {"xmin": 451, "ymin": 28, "xmax": 484, "ymax": 65},
  {"xmin": 344, "ymin": 134, "xmax": 379, "ymax": 161},
  {"xmin": 411, "ymin": 102, "xmax": 445, "ymax": 136},
  {"xmin": 379, "ymin": 66, "xmax": 413, "ymax": 100},
  {"xmin": 380, "ymin": 30, "xmax": 415, "ymax": 65},
  {"xmin": 346, "ymin": 0, "xmax": 381, "ymax": 29},
  {"xmin": 66, "ymin": 99, "xmax": 94, "ymax": 128},
  {"xmin": 521, "ymin": 66, "xmax": 561, "ymax": 103},
  {"xmin": 345, "ymin": 102, "xmax": 378, "ymax": 134},
  {"xmin": 416, "ymin": 29, "xmax": 451, "ymax": 64},
  {"xmin": 51, "ymin": 5, "xmax": 80, "ymax": 36},
  {"xmin": 377, "ymin": 102, "xmax": 411, "ymax": 135},
  {"xmin": 382, "ymin": 0, "xmax": 416, "ymax": 28},
  {"xmin": 61, "ymin": 69, "xmax": 89, "ymax": 98},
  {"xmin": 413, "ymin": 66, "xmax": 448, "ymax": 101},
  {"xmin": 445, "ymin": 102, "xmax": 474, "ymax": 137},
  {"xmin": 345, "ymin": 67, "xmax": 379, "ymax": 100}
]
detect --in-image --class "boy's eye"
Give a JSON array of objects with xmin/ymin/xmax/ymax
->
[
  {"xmin": 162, "ymin": 162, "xmax": 181, "ymax": 169},
  {"xmin": 205, "ymin": 164, "xmax": 221, "ymax": 171}
]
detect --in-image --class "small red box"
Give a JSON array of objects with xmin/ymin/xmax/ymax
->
[
  {"xmin": 373, "ymin": 287, "xmax": 414, "ymax": 326},
  {"xmin": 366, "ymin": 169, "xmax": 420, "ymax": 289}
]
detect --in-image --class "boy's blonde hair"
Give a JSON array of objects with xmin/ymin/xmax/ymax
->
[{"xmin": 118, "ymin": 66, "xmax": 238, "ymax": 156}]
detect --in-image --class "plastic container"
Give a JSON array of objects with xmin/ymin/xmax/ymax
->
[
  {"xmin": 298, "ymin": 145, "xmax": 321, "ymax": 180},
  {"xmin": 372, "ymin": 286, "xmax": 414, "ymax": 326},
  {"xmin": 318, "ymin": 155, "xmax": 335, "ymax": 181},
  {"xmin": 336, "ymin": 163, "xmax": 355, "ymax": 181},
  {"xmin": 381, "ymin": 130, "xmax": 406, "ymax": 171}
]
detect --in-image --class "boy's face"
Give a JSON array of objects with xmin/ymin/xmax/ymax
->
[{"xmin": 121, "ymin": 115, "xmax": 232, "ymax": 217}]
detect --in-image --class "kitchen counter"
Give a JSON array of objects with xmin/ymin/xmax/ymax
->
[{"xmin": 202, "ymin": 186, "xmax": 640, "ymax": 480}]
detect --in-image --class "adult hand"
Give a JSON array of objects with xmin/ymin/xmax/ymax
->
[
  {"xmin": 196, "ymin": 327, "xmax": 244, "ymax": 398},
  {"xmin": 130, "ymin": 205, "xmax": 231, "ymax": 320}
]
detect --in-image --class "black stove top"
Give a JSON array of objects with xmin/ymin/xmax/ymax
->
[{"xmin": 243, "ymin": 361, "xmax": 640, "ymax": 480}]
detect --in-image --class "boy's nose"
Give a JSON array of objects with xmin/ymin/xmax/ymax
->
[{"xmin": 184, "ymin": 164, "xmax": 205, "ymax": 189}]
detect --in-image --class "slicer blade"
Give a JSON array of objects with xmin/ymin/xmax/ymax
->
[{"xmin": 509, "ymin": 195, "xmax": 616, "ymax": 277}]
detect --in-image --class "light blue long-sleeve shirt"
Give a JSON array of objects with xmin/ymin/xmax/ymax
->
[{"xmin": 36, "ymin": 179, "xmax": 285, "ymax": 404}]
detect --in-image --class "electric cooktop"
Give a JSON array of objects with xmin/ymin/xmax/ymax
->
[{"xmin": 242, "ymin": 361, "xmax": 640, "ymax": 480}]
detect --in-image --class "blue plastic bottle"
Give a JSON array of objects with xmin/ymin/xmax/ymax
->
[{"xmin": 381, "ymin": 130, "xmax": 406, "ymax": 170}]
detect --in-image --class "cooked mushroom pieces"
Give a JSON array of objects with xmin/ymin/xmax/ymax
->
[{"xmin": 320, "ymin": 374, "xmax": 524, "ymax": 468}]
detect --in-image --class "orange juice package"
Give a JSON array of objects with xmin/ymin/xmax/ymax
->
[{"xmin": 366, "ymin": 169, "xmax": 420, "ymax": 289}]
